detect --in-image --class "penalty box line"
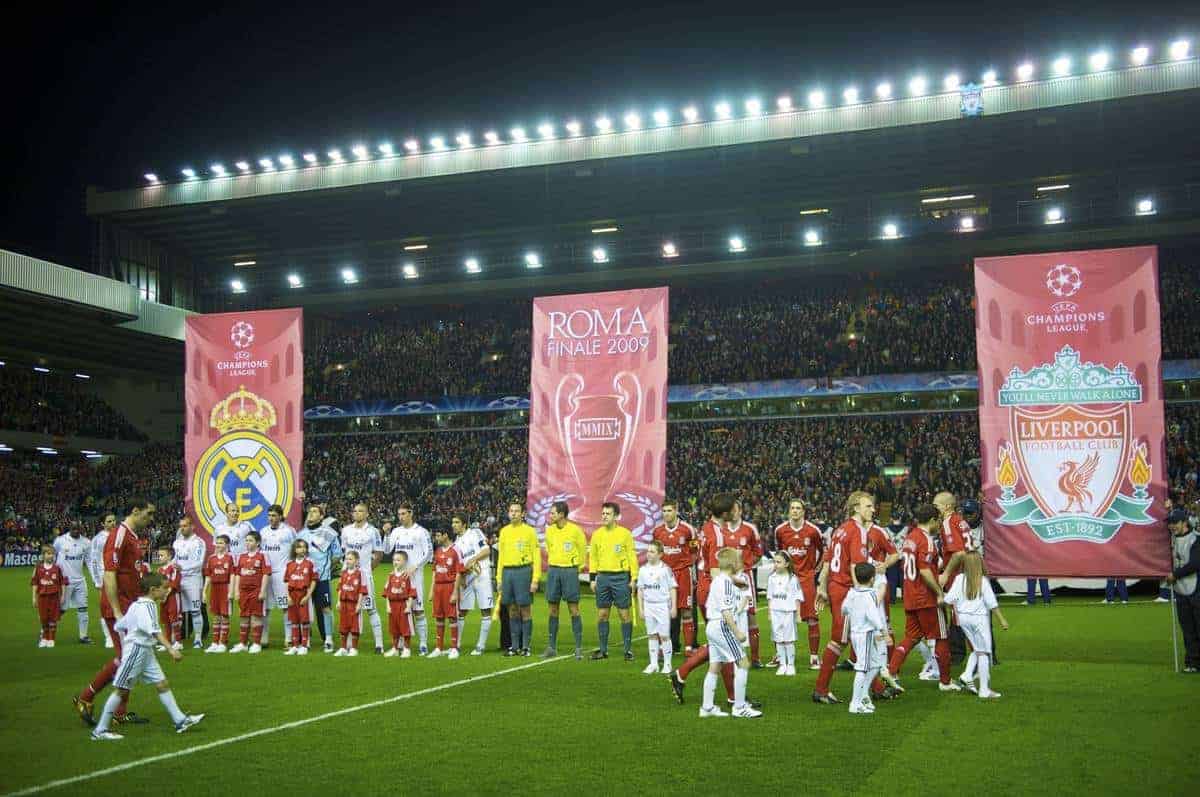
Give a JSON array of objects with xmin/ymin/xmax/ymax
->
[{"xmin": 5, "ymin": 654, "xmax": 573, "ymax": 797}]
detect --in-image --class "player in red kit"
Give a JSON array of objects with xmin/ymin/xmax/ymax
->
[
  {"xmin": 813, "ymin": 491, "xmax": 901, "ymax": 704},
  {"xmin": 156, "ymin": 546, "xmax": 184, "ymax": 649},
  {"xmin": 74, "ymin": 498, "xmax": 156, "ymax": 727},
  {"xmin": 230, "ymin": 531, "xmax": 271, "ymax": 654},
  {"xmin": 934, "ymin": 491, "xmax": 972, "ymax": 664},
  {"xmin": 429, "ymin": 530, "xmax": 464, "ymax": 659},
  {"xmin": 887, "ymin": 503, "xmax": 960, "ymax": 690},
  {"xmin": 652, "ymin": 499, "xmax": 698, "ymax": 652},
  {"xmin": 335, "ymin": 550, "xmax": 369, "ymax": 656},
  {"xmin": 727, "ymin": 501, "xmax": 764, "ymax": 667},
  {"xmin": 284, "ymin": 539, "xmax": 317, "ymax": 655},
  {"xmin": 32, "ymin": 545, "xmax": 66, "ymax": 647},
  {"xmin": 203, "ymin": 535, "xmax": 235, "ymax": 653},
  {"xmin": 773, "ymin": 498, "xmax": 825, "ymax": 668},
  {"xmin": 383, "ymin": 550, "xmax": 416, "ymax": 657}
]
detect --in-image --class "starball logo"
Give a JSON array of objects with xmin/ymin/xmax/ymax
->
[
  {"xmin": 1024, "ymin": 263, "xmax": 1106, "ymax": 334},
  {"xmin": 218, "ymin": 320, "xmax": 269, "ymax": 376}
]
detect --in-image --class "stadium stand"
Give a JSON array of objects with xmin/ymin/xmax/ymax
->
[{"xmin": 0, "ymin": 367, "xmax": 146, "ymax": 441}]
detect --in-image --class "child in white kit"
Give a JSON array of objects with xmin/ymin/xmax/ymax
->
[
  {"xmin": 841, "ymin": 562, "xmax": 889, "ymax": 714},
  {"xmin": 944, "ymin": 552, "xmax": 1009, "ymax": 698},
  {"xmin": 699, "ymin": 549, "xmax": 762, "ymax": 719},
  {"xmin": 766, "ymin": 552, "xmax": 803, "ymax": 676},
  {"xmin": 636, "ymin": 540, "xmax": 678, "ymax": 674}
]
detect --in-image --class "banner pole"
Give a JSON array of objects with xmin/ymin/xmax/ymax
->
[{"xmin": 1170, "ymin": 586, "xmax": 1180, "ymax": 673}]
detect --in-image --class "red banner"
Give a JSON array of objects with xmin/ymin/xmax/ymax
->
[
  {"xmin": 185, "ymin": 309, "xmax": 304, "ymax": 544},
  {"xmin": 974, "ymin": 246, "xmax": 1167, "ymax": 577},
  {"xmin": 527, "ymin": 288, "xmax": 669, "ymax": 544}
]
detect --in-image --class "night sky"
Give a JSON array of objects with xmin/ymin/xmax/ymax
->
[{"xmin": 2, "ymin": 1, "xmax": 1193, "ymax": 268}]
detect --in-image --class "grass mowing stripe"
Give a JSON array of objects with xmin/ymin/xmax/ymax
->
[{"xmin": 3, "ymin": 654, "xmax": 571, "ymax": 797}]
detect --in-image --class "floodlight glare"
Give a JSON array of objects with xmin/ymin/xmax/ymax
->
[
  {"xmin": 328, "ymin": 148, "xmax": 344, "ymax": 162},
  {"xmin": 402, "ymin": 263, "xmax": 418, "ymax": 279},
  {"xmin": 662, "ymin": 242, "xmax": 678, "ymax": 258},
  {"xmin": 378, "ymin": 142, "xmax": 394, "ymax": 156},
  {"xmin": 287, "ymin": 273, "xmax": 303, "ymax": 288},
  {"xmin": 341, "ymin": 267, "xmax": 359, "ymax": 283},
  {"xmin": 959, "ymin": 216, "xmax": 976, "ymax": 232},
  {"xmin": 776, "ymin": 95, "xmax": 793, "ymax": 112},
  {"xmin": 258, "ymin": 157, "xmax": 275, "ymax": 170},
  {"xmin": 484, "ymin": 130, "xmax": 501, "ymax": 145},
  {"xmin": 944, "ymin": 73, "xmax": 961, "ymax": 92},
  {"xmin": 875, "ymin": 82, "xmax": 892, "ymax": 100},
  {"xmin": 230, "ymin": 279, "xmax": 246, "ymax": 293},
  {"xmin": 908, "ymin": 76, "xmax": 928, "ymax": 96},
  {"xmin": 403, "ymin": 139, "xmax": 419, "ymax": 153},
  {"xmin": 682, "ymin": 105, "xmax": 699, "ymax": 123},
  {"xmin": 538, "ymin": 122, "xmax": 555, "ymax": 139},
  {"xmin": 279, "ymin": 155, "xmax": 295, "ymax": 168},
  {"xmin": 430, "ymin": 136, "xmax": 447, "ymax": 151},
  {"xmin": 237, "ymin": 160, "xmax": 252, "ymax": 171},
  {"xmin": 1052, "ymin": 56, "xmax": 1071, "ymax": 76},
  {"xmin": 1130, "ymin": 46, "xmax": 1150, "ymax": 65},
  {"xmin": 714, "ymin": 101, "xmax": 732, "ymax": 119},
  {"xmin": 595, "ymin": 116, "xmax": 613, "ymax": 133},
  {"xmin": 728, "ymin": 236, "xmax": 746, "ymax": 252},
  {"xmin": 1089, "ymin": 51, "xmax": 1110, "ymax": 71},
  {"xmin": 623, "ymin": 112, "xmax": 641, "ymax": 130},
  {"xmin": 302, "ymin": 153, "xmax": 317, "ymax": 164},
  {"xmin": 524, "ymin": 252, "xmax": 541, "ymax": 268},
  {"xmin": 808, "ymin": 90, "xmax": 826, "ymax": 108},
  {"xmin": 181, "ymin": 168, "xmax": 196, "ymax": 179},
  {"xmin": 1016, "ymin": 61, "xmax": 1035, "ymax": 81},
  {"xmin": 456, "ymin": 132, "xmax": 473, "ymax": 148},
  {"xmin": 842, "ymin": 87, "xmax": 859, "ymax": 104},
  {"xmin": 882, "ymin": 222, "xmax": 900, "ymax": 239},
  {"xmin": 144, "ymin": 173, "xmax": 159, "ymax": 183},
  {"xmin": 464, "ymin": 257, "xmax": 481, "ymax": 274},
  {"xmin": 981, "ymin": 70, "xmax": 998, "ymax": 87},
  {"xmin": 1136, "ymin": 197, "xmax": 1156, "ymax": 216},
  {"xmin": 744, "ymin": 98, "xmax": 762, "ymax": 115},
  {"xmin": 591, "ymin": 247, "xmax": 609, "ymax": 263},
  {"xmin": 653, "ymin": 109, "xmax": 670, "ymax": 126},
  {"xmin": 1170, "ymin": 39, "xmax": 1190, "ymax": 60},
  {"xmin": 565, "ymin": 119, "xmax": 582, "ymax": 136},
  {"xmin": 350, "ymin": 145, "xmax": 368, "ymax": 160},
  {"xmin": 510, "ymin": 127, "xmax": 528, "ymax": 142},
  {"xmin": 211, "ymin": 164, "xmax": 227, "ymax": 176},
  {"xmin": 1045, "ymin": 207, "xmax": 1064, "ymax": 224},
  {"xmin": 804, "ymin": 229, "xmax": 821, "ymax": 246}
]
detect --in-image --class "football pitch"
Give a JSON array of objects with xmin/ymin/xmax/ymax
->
[{"xmin": 0, "ymin": 568, "xmax": 1192, "ymax": 796}]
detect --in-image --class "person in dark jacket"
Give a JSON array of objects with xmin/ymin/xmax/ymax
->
[{"xmin": 1166, "ymin": 508, "xmax": 1200, "ymax": 673}]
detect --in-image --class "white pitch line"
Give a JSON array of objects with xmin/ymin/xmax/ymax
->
[{"xmin": 5, "ymin": 655, "xmax": 569, "ymax": 797}]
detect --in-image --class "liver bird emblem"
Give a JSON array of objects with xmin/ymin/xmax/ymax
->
[{"xmin": 1057, "ymin": 452, "xmax": 1100, "ymax": 513}]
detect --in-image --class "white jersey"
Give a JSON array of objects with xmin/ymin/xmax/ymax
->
[
  {"xmin": 452, "ymin": 527, "xmax": 491, "ymax": 571},
  {"xmin": 766, "ymin": 572, "xmax": 803, "ymax": 612},
  {"xmin": 214, "ymin": 520, "xmax": 253, "ymax": 560},
  {"xmin": 704, "ymin": 572, "xmax": 740, "ymax": 619},
  {"xmin": 53, "ymin": 534, "xmax": 90, "ymax": 584},
  {"xmin": 89, "ymin": 530, "xmax": 110, "ymax": 586},
  {"xmin": 259, "ymin": 523, "xmax": 297, "ymax": 574},
  {"xmin": 341, "ymin": 523, "xmax": 384, "ymax": 574},
  {"xmin": 944, "ymin": 577, "xmax": 998, "ymax": 619},
  {"xmin": 842, "ymin": 586, "xmax": 887, "ymax": 635},
  {"xmin": 387, "ymin": 523, "xmax": 432, "ymax": 570},
  {"xmin": 636, "ymin": 562, "xmax": 677, "ymax": 605},
  {"xmin": 321, "ymin": 516, "xmax": 340, "ymax": 531},
  {"xmin": 114, "ymin": 597, "xmax": 161, "ymax": 648},
  {"xmin": 172, "ymin": 534, "xmax": 207, "ymax": 578}
]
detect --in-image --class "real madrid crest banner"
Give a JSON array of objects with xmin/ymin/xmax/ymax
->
[
  {"xmin": 528, "ymin": 288, "xmax": 668, "ymax": 542},
  {"xmin": 974, "ymin": 247, "xmax": 1167, "ymax": 577},
  {"xmin": 185, "ymin": 309, "xmax": 304, "ymax": 543}
]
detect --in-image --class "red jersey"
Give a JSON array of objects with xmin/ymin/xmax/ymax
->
[
  {"xmin": 433, "ymin": 547, "xmax": 462, "ymax": 585},
  {"xmin": 101, "ymin": 521, "xmax": 144, "ymax": 617},
  {"xmin": 773, "ymin": 520, "xmax": 823, "ymax": 574},
  {"xmin": 941, "ymin": 513, "xmax": 969, "ymax": 558},
  {"xmin": 236, "ymin": 551, "xmax": 271, "ymax": 594},
  {"xmin": 382, "ymin": 571, "xmax": 415, "ymax": 605},
  {"xmin": 697, "ymin": 519, "xmax": 735, "ymax": 579},
  {"xmin": 203, "ymin": 553, "xmax": 235, "ymax": 585},
  {"xmin": 338, "ymin": 568, "xmax": 367, "ymax": 604},
  {"xmin": 825, "ymin": 519, "xmax": 897, "ymax": 588},
  {"xmin": 285, "ymin": 559, "xmax": 317, "ymax": 596},
  {"xmin": 653, "ymin": 521, "xmax": 699, "ymax": 572},
  {"xmin": 160, "ymin": 562, "xmax": 181, "ymax": 594},
  {"xmin": 900, "ymin": 529, "xmax": 941, "ymax": 610},
  {"xmin": 31, "ymin": 563, "xmax": 66, "ymax": 595},
  {"xmin": 728, "ymin": 520, "xmax": 763, "ymax": 572}
]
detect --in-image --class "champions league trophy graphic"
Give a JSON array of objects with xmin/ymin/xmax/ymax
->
[{"xmin": 554, "ymin": 371, "xmax": 642, "ymax": 525}]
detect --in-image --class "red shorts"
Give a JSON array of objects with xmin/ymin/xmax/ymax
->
[
  {"xmin": 904, "ymin": 607, "xmax": 947, "ymax": 642},
  {"xmin": 697, "ymin": 576, "xmax": 712, "ymax": 620},
  {"xmin": 208, "ymin": 585, "xmax": 230, "ymax": 616},
  {"xmin": 671, "ymin": 567, "xmax": 693, "ymax": 611},
  {"xmin": 287, "ymin": 592, "xmax": 311, "ymax": 625},
  {"xmin": 797, "ymin": 572, "xmax": 818, "ymax": 621},
  {"xmin": 161, "ymin": 594, "xmax": 182, "ymax": 625},
  {"xmin": 339, "ymin": 601, "xmax": 361, "ymax": 635},
  {"xmin": 239, "ymin": 591, "xmax": 264, "ymax": 618},
  {"xmin": 829, "ymin": 580, "xmax": 851, "ymax": 643},
  {"xmin": 432, "ymin": 582, "xmax": 456, "ymax": 619},
  {"xmin": 37, "ymin": 594, "xmax": 62, "ymax": 624},
  {"xmin": 388, "ymin": 604, "xmax": 411, "ymax": 640}
]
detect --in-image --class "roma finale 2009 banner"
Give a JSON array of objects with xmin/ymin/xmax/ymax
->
[
  {"xmin": 528, "ymin": 288, "xmax": 669, "ymax": 543},
  {"xmin": 974, "ymin": 246, "xmax": 1168, "ymax": 577},
  {"xmin": 185, "ymin": 309, "xmax": 304, "ymax": 544}
]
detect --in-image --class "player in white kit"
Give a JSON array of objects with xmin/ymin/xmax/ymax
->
[
  {"xmin": 172, "ymin": 516, "xmax": 208, "ymax": 649},
  {"xmin": 450, "ymin": 512, "xmax": 494, "ymax": 655},
  {"xmin": 386, "ymin": 502, "xmax": 433, "ymax": 655},
  {"xmin": 258, "ymin": 505, "xmax": 296, "ymax": 649},
  {"xmin": 341, "ymin": 503, "xmax": 385, "ymax": 653},
  {"xmin": 89, "ymin": 514, "xmax": 117, "ymax": 647},
  {"xmin": 944, "ymin": 551, "xmax": 1009, "ymax": 698},
  {"xmin": 636, "ymin": 540, "xmax": 677, "ymax": 674},
  {"xmin": 53, "ymin": 526, "xmax": 92, "ymax": 643},
  {"xmin": 213, "ymin": 503, "xmax": 253, "ymax": 562}
]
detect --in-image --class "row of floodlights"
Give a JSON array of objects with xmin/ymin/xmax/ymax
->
[
  {"xmin": 228, "ymin": 194, "xmax": 1159, "ymax": 293},
  {"xmin": 149, "ymin": 40, "xmax": 1193, "ymax": 184}
]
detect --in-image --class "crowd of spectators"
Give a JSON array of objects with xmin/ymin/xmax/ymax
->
[
  {"xmin": 0, "ymin": 368, "xmax": 146, "ymax": 441},
  {"xmin": 303, "ymin": 259, "xmax": 1198, "ymax": 403}
]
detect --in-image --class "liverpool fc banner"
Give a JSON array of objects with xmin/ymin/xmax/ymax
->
[
  {"xmin": 975, "ymin": 247, "xmax": 1167, "ymax": 577},
  {"xmin": 185, "ymin": 309, "xmax": 304, "ymax": 543},
  {"xmin": 528, "ymin": 288, "xmax": 668, "ymax": 544}
]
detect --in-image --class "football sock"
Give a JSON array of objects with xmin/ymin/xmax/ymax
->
[
  {"xmin": 749, "ymin": 627, "xmax": 760, "ymax": 663},
  {"xmin": 962, "ymin": 651, "xmax": 978, "ymax": 681},
  {"xmin": 661, "ymin": 638, "xmax": 673, "ymax": 663},
  {"xmin": 522, "ymin": 619, "xmax": 533, "ymax": 650},
  {"xmin": 95, "ymin": 691, "xmax": 122, "ymax": 733},
  {"xmin": 807, "ymin": 621, "xmax": 821, "ymax": 656},
  {"xmin": 82, "ymin": 658, "xmax": 118, "ymax": 701},
  {"xmin": 450, "ymin": 619, "xmax": 459, "ymax": 648},
  {"xmin": 49, "ymin": 622, "xmax": 58, "ymax": 641},
  {"xmin": 852, "ymin": 671, "xmax": 869, "ymax": 707},
  {"xmin": 509, "ymin": 616, "xmax": 521, "ymax": 650},
  {"xmin": 456, "ymin": 617, "xmax": 465, "ymax": 645},
  {"xmin": 260, "ymin": 613, "xmax": 269, "ymax": 646},
  {"xmin": 888, "ymin": 641, "xmax": 911, "ymax": 675},
  {"xmin": 815, "ymin": 642, "xmax": 842, "ymax": 695},
  {"xmin": 597, "ymin": 620, "xmax": 610, "ymax": 653},
  {"xmin": 436, "ymin": 621, "xmax": 445, "ymax": 649},
  {"xmin": 648, "ymin": 638, "xmax": 660, "ymax": 665},
  {"xmin": 322, "ymin": 609, "xmax": 335, "ymax": 643},
  {"xmin": 190, "ymin": 610, "xmax": 203, "ymax": 643},
  {"xmin": 677, "ymin": 646, "xmax": 708, "ymax": 680},
  {"xmin": 977, "ymin": 653, "xmax": 992, "ymax": 693},
  {"xmin": 251, "ymin": 624, "xmax": 263, "ymax": 644},
  {"xmin": 916, "ymin": 639, "xmax": 934, "ymax": 666},
  {"xmin": 935, "ymin": 639, "xmax": 952, "ymax": 685},
  {"xmin": 78, "ymin": 609, "xmax": 89, "ymax": 639},
  {"xmin": 478, "ymin": 616, "xmax": 492, "ymax": 649},
  {"xmin": 570, "ymin": 615, "xmax": 583, "ymax": 649},
  {"xmin": 621, "ymin": 621, "xmax": 632, "ymax": 654},
  {"xmin": 301, "ymin": 623, "xmax": 311, "ymax": 648},
  {"xmin": 416, "ymin": 614, "xmax": 429, "ymax": 649},
  {"xmin": 99, "ymin": 619, "xmax": 113, "ymax": 646},
  {"xmin": 158, "ymin": 690, "xmax": 186, "ymax": 724},
  {"xmin": 368, "ymin": 609, "xmax": 383, "ymax": 649},
  {"xmin": 669, "ymin": 616, "xmax": 681, "ymax": 651},
  {"xmin": 283, "ymin": 615, "xmax": 293, "ymax": 647},
  {"xmin": 239, "ymin": 619, "xmax": 250, "ymax": 645},
  {"xmin": 548, "ymin": 615, "xmax": 560, "ymax": 649},
  {"xmin": 683, "ymin": 617, "xmax": 696, "ymax": 648},
  {"xmin": 291, "ymin": 623, "xmax": 302, "ymax": 648},
  {"xmin": 733, "ymin": 666, "xmax": 748, "ymax": 709},
  {"xmin": 701, "ymin": 671, "xmax": 718, "ymax": 710}
]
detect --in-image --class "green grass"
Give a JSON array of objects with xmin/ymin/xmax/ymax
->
[{"xmin": 0, "ymin": 567, "xmax": 1192, "ymax": 796}]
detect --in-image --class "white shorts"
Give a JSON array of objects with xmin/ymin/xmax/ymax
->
[
  {"xmin": 643, "ymin": 602, "xmax": 670, "ymax": 638},
  {"xmin": 359, "ymin": 570, "xmax": 377, "ymax": 613},
  {"xmin": 113, "ymin": 644, "xmax": 166, "ymax": 690},
  {"xmin": 180, "ymin": 574, "xmax": 203, "ymax": 612},
  {"xmin": 770, "ymin": 609, "xmax": 796, "ymax": 644},
  {"xmin": 409, "ymin": 569, "xmax": 426, "ymax": 612},
  {"xmin": 850, "ymin": 630, "xmax": 887, "ymax": 672},
  {"xmin": 958, "ymin": 616, "xmax": 992, "ymax": 654},
  {"xmin": 60, "ymin": 580, "xmax": 88, "ymax": 610},
  {"xmin": 459, "ymin": 566, "xmax": 494, "ymax": 611},
  {"xmin": 705, "ymin": 619, "xmax": 745, "ymax": 664},
  {"xmin": 266, "ymin": 573, "xmax": 290, "ymax": 611}
]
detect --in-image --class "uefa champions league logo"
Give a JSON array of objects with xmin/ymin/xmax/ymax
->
[
  {"xmin": 1045, "ymin": 264, "xmax": 1083, "ymax": 298},
  {"xmin": 230, "ymin": 321, "xmax": 255, "ymax": 349}
]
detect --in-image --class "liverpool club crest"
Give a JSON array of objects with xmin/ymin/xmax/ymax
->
[{"xmin": 994, "ymin": 346, "xmax": 1154, "ymax": 543}]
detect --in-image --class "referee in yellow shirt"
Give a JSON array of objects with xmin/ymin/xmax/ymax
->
[
  {"xmin": 543, "ymin": 501, "xmax": 588, "ymax": 660},
  {"xmin": 497, "ymin": 500, "xmax": 541, "ymax": 656},
  {"xmin": 589, "ymin": 502, "xmax": 639, "ymax": 661}
]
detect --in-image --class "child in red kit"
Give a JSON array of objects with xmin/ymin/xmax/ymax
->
[
  {"xmin": 382, "ymin": 551, "xmax": 416, "ymax": 658},
  {"xmin": 335, "ymin": 550, "xmax": 368, "ymax": 656},
  {"xmin": 31, "ymin": 545, "xmax": 66, "ymax": 648},
  {"xmin": 156, "ymin": 546, "xmax": 184, "ymax": 650},
  {"xmin": 284, "ymin": 539, "xmax": 317, "ymax": 655}
]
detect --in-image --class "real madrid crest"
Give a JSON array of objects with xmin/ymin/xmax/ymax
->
[{"xmin": 192, "ymin": 385, "xmax": 294, "ymax": 534}]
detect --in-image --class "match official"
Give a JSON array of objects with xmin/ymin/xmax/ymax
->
[
  {"xmin": 589, "ymin": 502, "xmax": 638, "ymax": 661},
  {"xmin": 497, "ymin": 501, "xmax": 540, "ymax": 656},
  {"xmin": 543, "ymin": 501, "xmax": 587, "ymax": 660}
]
